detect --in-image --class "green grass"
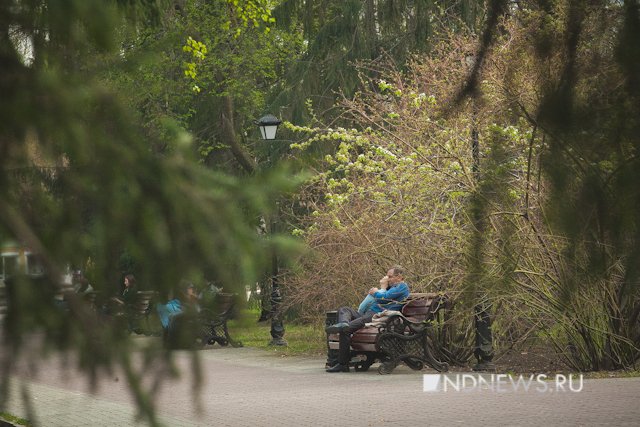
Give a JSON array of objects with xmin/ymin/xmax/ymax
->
[
  {"xmin": 227, "ymin": 309, "xmax": 327, "ymax": 357},
  {"xmin": 0, "ymin": 412, "xmax": 31, "ymax": 426}
]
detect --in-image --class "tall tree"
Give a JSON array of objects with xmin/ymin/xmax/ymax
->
[
  {"xmin": 0, "ymin": 1, "xmax": 297, "ymax": 424},
  {"xmin": 104, "ymin": 0, "xmax": 301, "ymax": 174},
  {"xmin": 272, "ymin": 0, "xmax": 485, "ymax": 123}
]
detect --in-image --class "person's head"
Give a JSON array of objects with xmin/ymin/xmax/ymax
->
[
  {"xmin": 182, "ymin": 281, "xmax": 198, "ymax": 301},
  {"xmin": 386, "ymin": 266, "xmax": 405, "ymax": 286},
  {"xmin": 124, "ymin": 274, "xmax": 136, "ymax": 287}
]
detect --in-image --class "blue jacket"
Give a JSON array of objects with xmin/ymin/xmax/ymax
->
[
  {"xmin": 156, "ymin": 298, "xmax": 183, "ymax": 328},
  {"xmin": 371, "ymin": 282, "xmax": 410, "ymax": 313}
]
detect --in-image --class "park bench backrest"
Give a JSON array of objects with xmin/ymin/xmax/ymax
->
[
  {"xmin": 401, "ymin": 293, "xmax": 449, "ymax": 322},
  {"xmin": 131, "ymin": 291, "xmax": 157, "ymax": 315},
  {"xmin": 401, "ymin": 297, "xmax": 434, "ymax": 322},
  {"xmin": 201, "ymin": 292, "xmax": 236, "ymax": 318}
]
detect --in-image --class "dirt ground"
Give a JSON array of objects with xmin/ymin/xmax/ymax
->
[{"xmin": 493, "ymin": 344, "xmax": 567, "ymax": 374}]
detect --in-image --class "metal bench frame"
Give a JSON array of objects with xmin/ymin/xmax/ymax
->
[
  {"xmin": 198, "ymin": 293, "xmax": 242, "ymax": 347},
  {"xmin": 327, "ymin": 293, "xmax": 453, "ymax": 374}
]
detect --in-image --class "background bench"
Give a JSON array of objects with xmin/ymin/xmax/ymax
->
[
  {"xmin": 165, "ymin": 292, "xmax": 242, "ymax": 349},
  {"xmin": 128, "ymin": 291, "xmax": 158, "ymax": 334},
  {"xmin": 103, "ymin": 290, "xmax": 159, "ymax": 334},
  {"xmin": 327, "ymin": 293, "xmax": 453, "ymax": 374},
  {"xmin": 198, "ymin": 292, "xmax": 242, "ymax": 347}
]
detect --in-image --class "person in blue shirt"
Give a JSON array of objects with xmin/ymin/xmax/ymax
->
[
  {"xmin": 325, "ymin": 265, "xmax": 410, "ymax": 372},
  {"xmin": 157, "ymin": 282, "xmax": 200, "ymax": 330}
]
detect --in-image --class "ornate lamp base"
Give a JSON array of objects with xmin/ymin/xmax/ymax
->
[
  {"xmin": 472, "ymin": 361, "xmax": 496, "ymax": 372},
  {"xmin": 269, "ymin": 337, "xmax": 288, "ymax": 346}
]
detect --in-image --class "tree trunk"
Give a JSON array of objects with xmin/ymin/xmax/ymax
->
[{"xmin": 221, "ymin": 95, "xmax": 256, "ymax": 174}]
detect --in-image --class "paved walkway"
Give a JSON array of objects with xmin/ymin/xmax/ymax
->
[{"xmin": 3, "ymin": 339, "xmax": 640, "ymax": 426}]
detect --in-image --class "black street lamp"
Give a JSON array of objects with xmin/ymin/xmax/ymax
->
[
  {"xmin": 256, "ymin": 114, "xmax": 282, "ymax": 141},
  {"xmin": 256, "ymin": 114, "xmax": 287, "ymax": 346}
]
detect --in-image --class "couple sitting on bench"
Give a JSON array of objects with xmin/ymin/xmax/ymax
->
[{"xmin": 325, "ymin": 265, "xmax": 409, "ymax": 373}]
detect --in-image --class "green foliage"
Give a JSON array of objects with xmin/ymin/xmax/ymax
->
[
  {"xmin": 281, "ymin": 51, "xmax": 487, "ymax": 318},
  {"xmin": 225, "ymin": 0, "xmax": 277, "ymax": 36},
  {"xmin": 271, "ymin": 0, "xmax": 485, "ymax": 124},
  {"xmin": 283, "ymin": 0, "xmax": 640, "ymax": 372},
  {"xmin": 228, "ymin": 309, "xmax": 326, "ymax": 355},
  {"xmin": 182, "ymin": 36, "xmax": 207, "ymax": 92},
  {"xmin": 485, "ymin": 0, "xmax": 640, "ymax": 370},
  {"xmin": 0, "ymin": 0, "xmax": 302, "ymax": 425},
  {"xmin": 0, "ymin": 412, "xmax": 31, "ymax": 427},
  {"xmin": 105, "ymin": 0, "xmax": 301, "ymax": 170}
]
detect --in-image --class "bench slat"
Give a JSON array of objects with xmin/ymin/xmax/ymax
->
[
  {"xmin": 351, "ymin": 343, "xmax": 377, "ymax": 352},
  {"xmin": 401, "ymin": 298, "xmax": 432, "ymax": 316},
  {"xmin": 329, "ymin": 341, "xmax": 377, "ymax": 352}
]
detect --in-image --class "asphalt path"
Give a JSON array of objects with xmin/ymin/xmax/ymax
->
[{"xmin": 3, "ymin": 339, "xmax": 640, "ymax": 426}]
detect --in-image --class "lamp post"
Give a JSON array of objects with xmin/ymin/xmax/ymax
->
[
  {"xmin": 465, "ymin": 54, "xmax": 495, "ymax": 371},
  {"xmin": 256, "ymin": 114, "xmax": 287, "ymax": 346}
]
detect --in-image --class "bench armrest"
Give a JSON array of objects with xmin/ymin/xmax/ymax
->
[{"xmin": 371, "ymin": 313, "xmax": 428, "ymax": 337}]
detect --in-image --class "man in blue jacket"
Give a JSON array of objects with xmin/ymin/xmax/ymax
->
[{"xmin": 325, "ymin": 265, "xmax": 410, "ymax": 372}]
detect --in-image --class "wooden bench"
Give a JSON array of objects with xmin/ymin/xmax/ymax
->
[
  {"xmin": 165, "ymin": 292, "xmax": 242, "ymax": 349},
  {"xmin": 198, "ymin": 292, "xmax": 242, "ymax": 347},
  {"xmin": 105, "ymin": 290, "xmax": 158, "ymax": 334},
  {"xmin": 127, "ymin": 291, "xmax": 158, "ymax": 334},
  {"xmin": 326, "ymin": 293, "xmax": 453, "ymax": 374}
]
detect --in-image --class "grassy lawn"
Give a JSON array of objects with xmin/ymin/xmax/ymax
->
[
  {"xmin": 0, "ymin": 412, "xmax": 30, "ymax": 426},
  {"xmin": 227, "ymin": 308, "xmax": 327, "ymax": 357}
]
